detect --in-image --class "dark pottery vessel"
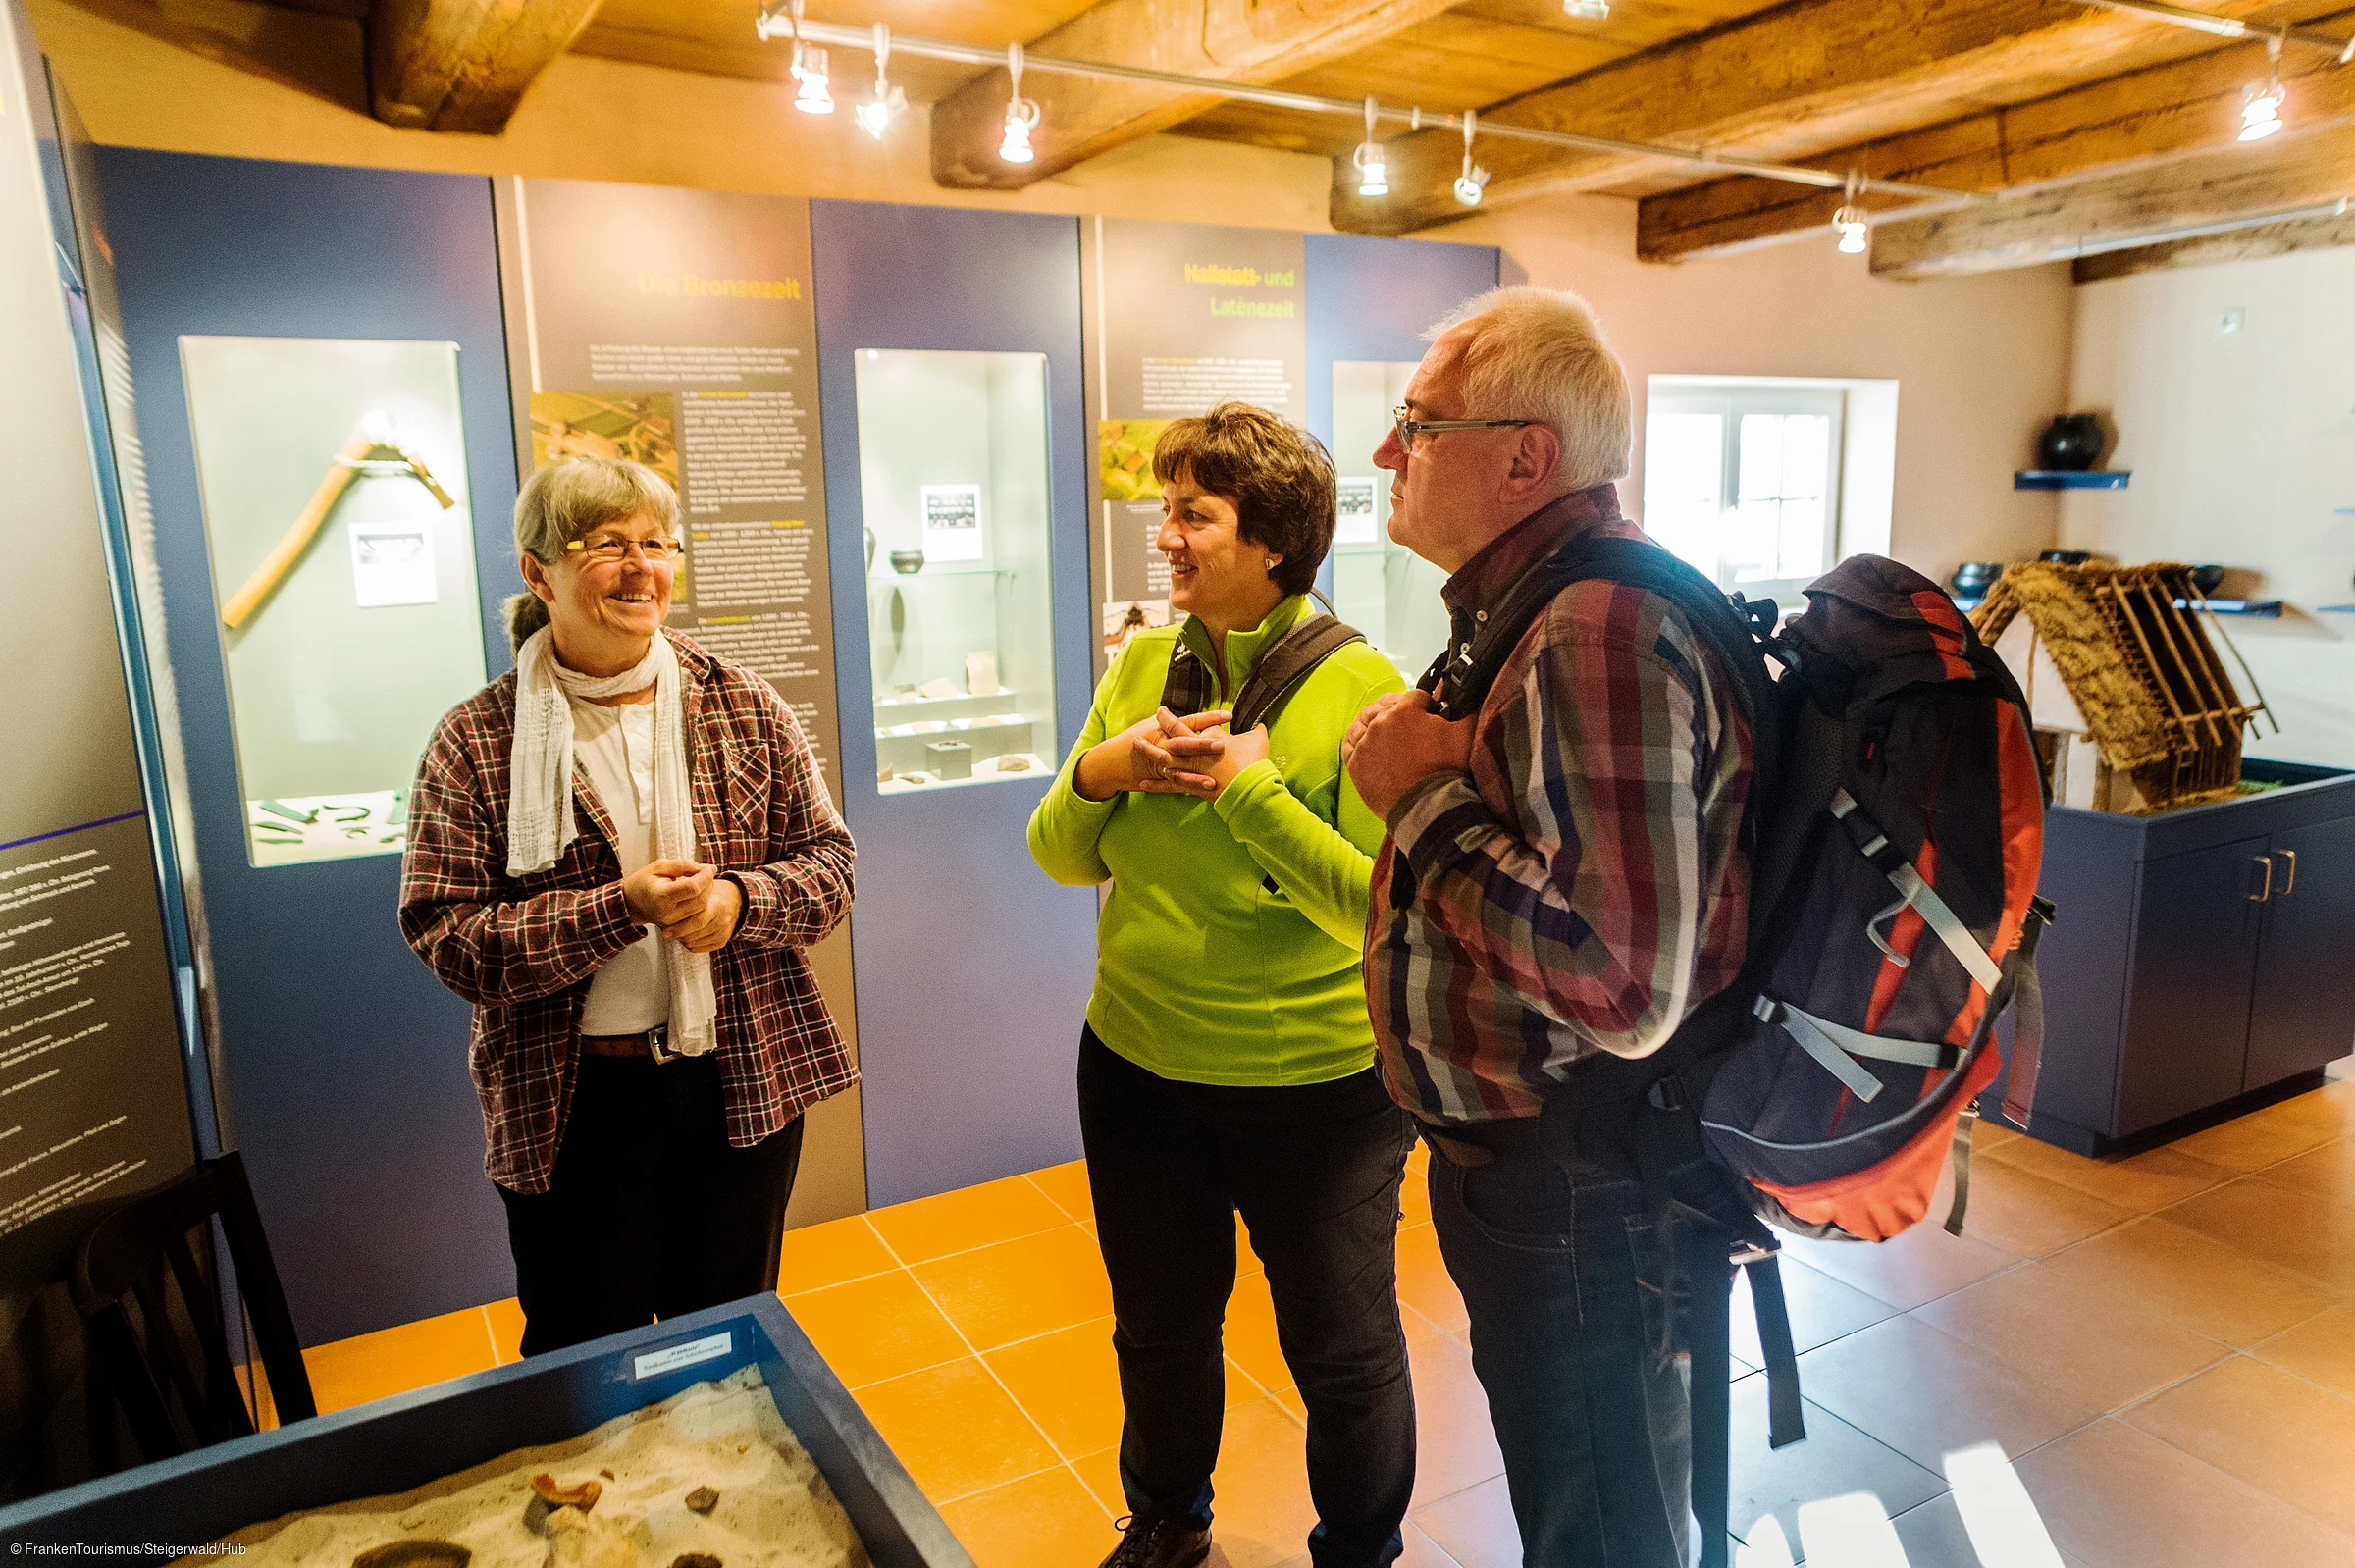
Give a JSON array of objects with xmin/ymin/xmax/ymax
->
[
  {"xmin": 2189, "ymin": 563, "xmax": 2227, "ymax": 596},
  {"xmin": 2039, "ymin": 549, "xmax": 2092, "ymax": 566},
  {"xmin": 1951, "ymin": 561, "xmax": 2005, "ymax": 596},
  {"xmin": 2036, "ymin": 414, "xmax": 2103, "ymax": 472}
]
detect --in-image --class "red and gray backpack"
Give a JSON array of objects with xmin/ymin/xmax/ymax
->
[{"xmin": 1423, "ymin": 536, "xmax": 2051, "ymax": 1567}]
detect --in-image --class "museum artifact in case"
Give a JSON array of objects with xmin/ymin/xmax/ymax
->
[
  {"xmin": 1330, "ymin": 361, "xmax": 1448, "ymax": 679},
  {"xmin": 181, "ymin": 337, "xmax": 487, "ymax": 867},
  {"xmin": 854, "ymin": 349, "xmax": 1057, "ymax": 790}
]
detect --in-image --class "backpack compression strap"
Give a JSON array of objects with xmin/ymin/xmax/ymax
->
[{"xmin": 1163, "ymin": 613, "xmax": 1366, "ymax": 733}]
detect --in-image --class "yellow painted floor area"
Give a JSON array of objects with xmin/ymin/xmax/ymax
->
[{"xmin": 301, "ymin": 1069, "xmax": 2355, "ymax": 1568}]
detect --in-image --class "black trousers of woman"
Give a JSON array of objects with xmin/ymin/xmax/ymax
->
[
  {"xmin": 1078, "ymin": 1026, "xmax": 1418, "ymax": 1568},
  {"xmin": 497, "ymin": 1053, "xmax": 806, "ymax": 1357}
]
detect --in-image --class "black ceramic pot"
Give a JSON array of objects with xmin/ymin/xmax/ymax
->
[
  {"xmin": 2190, "ymin": 563, "xmax": 2227, "ymax": 596},
  {"xmin": 1951, "ymin": 561, "xmax": 2004, "ymax": 596},
  {"xmin": 2037, "ymin": 414, "xmax": 2103, "ymax": 472}
]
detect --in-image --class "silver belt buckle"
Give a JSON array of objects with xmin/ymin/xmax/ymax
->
[{"xmin": 647, "ymin": 1023, "xmax": 671, "ymax": 1064}]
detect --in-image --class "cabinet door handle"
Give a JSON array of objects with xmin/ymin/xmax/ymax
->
[
  {"xmin": 2250, "ymin": 855, "xmax": 2274, "ymax": 903},
  {"xmin": 2277, "ymin": 849, "xmax": 2298, "ymax": 897}
]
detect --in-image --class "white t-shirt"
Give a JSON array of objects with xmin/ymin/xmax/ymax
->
[{"xmin": 571, "ymin": 696, "xmax": 671, "ymax": 1034}]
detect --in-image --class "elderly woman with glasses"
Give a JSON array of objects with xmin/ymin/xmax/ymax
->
[{"xmin": 400, "ymin": 456, "xmax": 856, "ymax": 1356}]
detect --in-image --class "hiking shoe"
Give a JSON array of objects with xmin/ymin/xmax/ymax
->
[{"xmin": 1099, "ymin": 1514, "xmax": 1212, "ymax": 1568}]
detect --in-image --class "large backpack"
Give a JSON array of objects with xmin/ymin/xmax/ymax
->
[{"xmin": 1420, "ymin": 534, "xmax": 2052, "ymax": 1567}]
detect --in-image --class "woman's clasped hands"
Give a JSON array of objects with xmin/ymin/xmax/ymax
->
[{"xmin": 1075, "ymin": 706, "xmax": 1272, "ymax": 803}]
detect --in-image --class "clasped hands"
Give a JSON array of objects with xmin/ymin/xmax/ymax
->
[
  {"xmin": 621, "ymin": 861, "xmax": 741, "ymax": 953},
  {"xmin": 1074, "ymin": 706, "xmax": 1272, "ymax": 803},
  {"xmin": 1341, "ymin": 690, "xmax": 1475, "ymax": 821}
]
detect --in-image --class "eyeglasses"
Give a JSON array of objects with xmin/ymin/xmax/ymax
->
[
  {"xmin": 565, "ymin": 534, "xmax": 686, "ymax": 565},
  {"xmin": 1391, "ymin": 405, "xmax": 1540, "ymax": 455}
]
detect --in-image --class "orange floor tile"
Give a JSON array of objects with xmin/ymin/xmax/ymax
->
[{"xmin": 293, "ymin": 1071, "xmax": 2355, "ymax": 1568}]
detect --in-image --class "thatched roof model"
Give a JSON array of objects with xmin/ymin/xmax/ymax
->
[{"xmin": 1970, "ymin": 561, "xmax": 2265, "ymax": 813}]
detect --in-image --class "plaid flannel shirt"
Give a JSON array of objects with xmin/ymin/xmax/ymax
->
[
  {"xmin": 1367, "ymin": 488, "xmax": 1753, "ymax": 1126},
  {"xmin": 399, "ymin": 631, "xmax": 857, "ymax": 1193}
]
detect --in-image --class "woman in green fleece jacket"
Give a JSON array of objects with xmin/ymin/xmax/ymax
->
[{"xmin": 1029, "ymin": 404, "xmax": 1414, "ymax": 1568}]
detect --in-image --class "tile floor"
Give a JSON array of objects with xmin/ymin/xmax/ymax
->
[{"xmin": 298, "ymin": 1065, "xmax": 2355, "ymax": 1568}]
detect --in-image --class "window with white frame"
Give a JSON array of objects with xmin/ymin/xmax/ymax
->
[{"xmin": 1643, "ymin": 382, "xmax": 1848, "ymax": 604}]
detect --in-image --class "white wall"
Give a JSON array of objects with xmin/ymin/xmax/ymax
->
[
  {"xmin": 2068, "ymin": 249, "xmax": 2355, "ymax": 767},
  {"xmin": 1440, "ymin": 198, "xmax": 2075, "ymax": 588}
]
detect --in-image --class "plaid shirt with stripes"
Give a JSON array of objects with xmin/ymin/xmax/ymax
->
[
  {"xmin": 1367, "ymin": 493, "xmax": 1753, "ymax": 1126},
  {"xmin": 399, "ymin": 632, "xmax": 858, "ymax": 1193}
]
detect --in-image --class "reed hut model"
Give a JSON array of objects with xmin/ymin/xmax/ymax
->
[{"xmin": 1969, "ymin": 560, "xmax": 2269, "ymax": 814}]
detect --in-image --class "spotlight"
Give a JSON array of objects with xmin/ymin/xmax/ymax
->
[
  {"xmin": 1832, "ymin": 171, "xmax": 1867, "ymax": 256},
  {"xmin": 1454, "ymin": 110, "xmax": 1489, "ymax": 207},
  {"xmin": 1353, "ymin": 96, "xmax": 1388, "ymax": 196},
  {"xmin": 2241, "ymin": 32, "xmax": 2286, "ymax": 141},
  {"xmin": 1002, "ymin": 42, "xmax": 1041, "ymax": 164},
  {"xmin": 854, "ymin": 22, "xmax": 906, "ymax": 138},
  {"xmin": 791, "ymin": 44, "xmax": 833, "ymax": 114}
]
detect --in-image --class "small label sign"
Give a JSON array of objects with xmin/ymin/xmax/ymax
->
[{"xmin": 631, "ymin": 1331, "xmax": 733, "ymax": 1382}]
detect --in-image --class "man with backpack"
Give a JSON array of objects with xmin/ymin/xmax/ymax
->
[{"xmin": 1342, "ymin": 286, "xmax": 1756, "ymax": 1568}]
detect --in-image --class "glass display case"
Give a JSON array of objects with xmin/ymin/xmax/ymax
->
[
  {"xmin": 182, "ymin": 337, "xmax": 487, "ymax": 867},
  {"xmin": 1331, "ymin": 360, "xmax": 1449, "ymax": 679},
  {"xmin": 854, "ymin": 349, "xmax": 1058, "ymax": 791}
]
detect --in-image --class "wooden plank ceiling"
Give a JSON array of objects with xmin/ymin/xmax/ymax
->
[{"xmin": 91, "ymin": 0, "xmax": 2355, "ymax": 278}]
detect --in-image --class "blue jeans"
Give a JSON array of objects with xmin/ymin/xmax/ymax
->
[{"xmin": 1430, "ymin": 1148, "xmax": 1712, "ymax": 1568}]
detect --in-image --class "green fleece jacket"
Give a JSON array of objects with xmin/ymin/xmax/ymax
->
[{"xmin": 1027, "ymin": 595, "xmax": 1408, "ymax": 1086}]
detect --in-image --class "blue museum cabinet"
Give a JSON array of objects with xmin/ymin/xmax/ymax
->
[{"xmin": 1998, "ymin": 758, "xmax": 2355, "ymax": 1153}]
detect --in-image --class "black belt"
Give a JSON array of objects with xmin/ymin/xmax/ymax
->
[{"xmin": 1419, "ymin": 1115, "xmax": 1544, "ymax": 1168}]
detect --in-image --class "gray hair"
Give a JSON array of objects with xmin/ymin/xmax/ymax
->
[
  {"xmin": 504, "ymin": 457, "xmax": 681, "ymax": 651},
  {"xmin": 1428, "ymin": 285, "xmax": 1633, "ymax": 494}
]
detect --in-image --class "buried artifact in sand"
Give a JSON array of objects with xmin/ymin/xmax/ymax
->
[{"xmin": 169, "ymin": 1369, "xmax": 864, "ymax": 1568}]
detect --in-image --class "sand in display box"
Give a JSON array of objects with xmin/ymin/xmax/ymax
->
[{"xmin": 0, "ymin": 1298, "xmax": 972, "ymax": 1567}]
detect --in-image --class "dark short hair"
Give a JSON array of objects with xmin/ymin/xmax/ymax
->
[{"xmin": 1151, "ymin": 403, "xmax": 1335, "ymax": 597}]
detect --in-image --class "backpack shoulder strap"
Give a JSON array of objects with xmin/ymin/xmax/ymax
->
[{"xmin": 1164, "ymin": 613, "xmax": 1368, "ymax": 731}]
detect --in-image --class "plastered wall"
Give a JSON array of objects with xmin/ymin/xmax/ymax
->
[
  {"xmin": 2067, "ymin": 252, "xmax": 2355, "ymax": 769},
  {"xmin": 32, "ymin": 0, "xmax": 2076, "ymax": 594}
]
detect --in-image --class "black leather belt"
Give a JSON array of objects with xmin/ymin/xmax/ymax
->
[
  {"xmin": 578, "ymin": 1029, "xmax": 663, "ymax": 1059},
  {"xmin": 1421, "ymin": 1115, "xmax": 1544, "ymax": 1168}
]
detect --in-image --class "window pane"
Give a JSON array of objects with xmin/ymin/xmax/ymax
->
[{"xmin": 1643, "ymin": 410, "xmax": 1724, "ymax": 577}]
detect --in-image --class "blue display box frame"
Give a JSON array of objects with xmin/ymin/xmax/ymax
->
[{"xmin": 0, "ymin": 1295, "xmax": 975, "ymax": 1565}]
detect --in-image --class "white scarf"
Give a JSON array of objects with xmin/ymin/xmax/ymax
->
[{"xmin": 507, "ymin": 626, "xmax": 717, "ymax": 1058}]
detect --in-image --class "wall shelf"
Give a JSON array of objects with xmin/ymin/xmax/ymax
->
[
  {"xmin": 1953, "ymin": 593, "xmax": 2281, "ymax": 616},
  {"xmin": 2016, "ymin": 470, "xmax": 2130, "ymax": 490}
]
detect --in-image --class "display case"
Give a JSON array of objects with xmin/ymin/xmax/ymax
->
[
  {"xmin": 854, "ymin": 349, "xmax": 1058, "ymax": 790},
  {"xmin": 0, "ymin": 1295, "xmax": 973, "ymax": 1566},
  {"xmin": 181, "ymin": 336, "xmax": 487, "ymax": 867},
  {"xmin": 1331, "ymin": 360, "xmax": 1448, "ymax": 679}
]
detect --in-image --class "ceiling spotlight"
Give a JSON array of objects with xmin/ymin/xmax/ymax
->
[
  {"xmin": 1001, "ymin": 41, "xmax": 1041, "ymax": 164},
  {"xmin": 1454, "ymin": 110, "xmax": 1490, "ymax": 207},
  {"xmin": 1831, "ymin": 170, "xmax": 1868, "ymax": 255},
  {"xmin": 792, "ymin": 44, "xmax": 833, "ymax": 113},
  {"xmin": 2241, "ymin": 32, "xmax": 2286, "ymax": 140},
  {"xmin": 1563, "ymin": 0, "xmax": 1610, "ymax": 16},
  {"xmin": 854, "ymin": 22, "xmax": 907, "ymax": 138},
  {"xmin": 1353, "ymin": 96, "xmax": 1388, "ymax": 196}
]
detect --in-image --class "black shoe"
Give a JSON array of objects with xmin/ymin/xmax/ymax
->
[{"xmin": 1099, "ymin": 1514, "xmax": 1212, "ymax": 1568}]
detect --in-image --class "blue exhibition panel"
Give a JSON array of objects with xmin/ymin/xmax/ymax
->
[
  {"xmin": 810, "ymin": 201, "xmax": 1099, "ymax": 1206},
  {"xmin": 1303, "ymin": 232, "xmax": 1500, "ymax": 446},
  {"xmin": 0, "ymin": 1294, "xmax": 973, "ymax": 1565},
  {"xmin": 94, "ymin": 149, "xmax": 521, "ymax": 1343}
]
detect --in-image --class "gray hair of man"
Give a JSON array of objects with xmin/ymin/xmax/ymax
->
[
  {"xmin": 1426, "ymin": 285, "xmax": 1633, "ymax": 495},
  {"xmin": 503, "ymin": 456, "xmax": 682, "ymax": 652}
]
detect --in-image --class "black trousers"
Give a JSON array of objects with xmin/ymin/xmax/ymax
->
[
  {"xmin": 1078, "ymin": 1026, "xmax": 1418, "ymax": 1568},
  {"xmin": 497, "ymin": 1053, "xmax": 806, "ymax": 1357}
]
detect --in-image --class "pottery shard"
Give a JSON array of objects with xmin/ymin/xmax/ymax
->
[
  {"xmin": 533, "ymin": 1474, "xmax": 604, "ymax": 1511},
  {"xmin": 683, "ymin": 1487, "xmax": 719, "ymax": 1515},
  {"xmin": 353, "ymin": 1542, "xmax": 470, "ymax": 1568},
  {"xmin": 545, "ymin": 1506, "xmax": 637, "ymax": 1568}
]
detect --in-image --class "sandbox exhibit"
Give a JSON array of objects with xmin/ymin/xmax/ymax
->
[{"xmin": 176, "ymin": 1369, "xmax": 864, "ymax": 1568}]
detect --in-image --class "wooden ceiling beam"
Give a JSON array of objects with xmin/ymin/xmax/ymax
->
[
  {"xmin": 1641, "ymin": 12, "xmax": 2355, "ymax": 262},
  {"xmin": 1329, "ymin": 0, "xmax": 2306, "ymax": 237},
  {"xmin": 367, "ymin": 0, "xmax": 605, "ymax": 133},
  {"xmin": 1867, "ymin": 119, "xmax": 2355, "ymax": 277},
  {"xmin": 2072, "ymin": 201, "xmax": 2355, "ymax": 280},
  {"xmin": 929, "ymin": 0, "xmax": 1459, "ymax": 191}
]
